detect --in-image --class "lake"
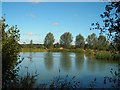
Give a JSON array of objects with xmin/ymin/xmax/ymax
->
[{"xmin": 18, "ymin": 52, "xmax": 118, "ymax": 88}]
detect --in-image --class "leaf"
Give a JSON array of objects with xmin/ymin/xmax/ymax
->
[
  {"xmin": 115, "ymin": 71, "xmax": 117, "ymax": 76},
  {"xmin": 104, "ymin": 79, "xmax": 106, "ymax": 84},
  {"xmin": 94, "ymin": 78, "xmax": 96, "ymax": 81},
  {"xmin": 100, "ymin": 14, "xmax": 104, "ymax": 18},
  {"xmin": 72, "ymin": 76, "xmax": 75, "ymax": 79},
  {"xmin": 91, "ymin": 23, "xmax": 94, "ymax": 26},
  {"xmin": 59, "ymin": 68, "xmax": 60, "ymax": 73}
]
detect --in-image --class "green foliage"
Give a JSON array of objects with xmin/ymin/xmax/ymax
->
[
  {"xmin": 95, "ymin": 51, "xmax": 120, "ymax": 60},
  {"xmin": 21, "ymin": 48, "xmax": 47, "ymax": 52},
  {"xmin": 1, "ymin": 17, "xmax": 22, "ymax": 88},
  {"xmin": 97, "ymin": 35, "xmax": 109, "ymax": 50},
  {"xmin": 75, "ymin": 33, "xmax": 85, "ymax": 48},
  {"xmin": 30, "ymin": 40, "xmax": 33, "ymax": 48},
  {"xmin": 86, "ymin": 33, "xmax": 98, "ymax": 49},
  {"xmin": 48, "ymin": 48, "xmax": 65, "ymax": 52},
  {"xmin": 85, "ymin": 49, "xmax": 95, "ymax": 56},
  {"xmin": 91, "ymin": 2, "xmax": 120, "ymax": 51},
  {"xmin": 60, "ymin": 32, "xmax": 73, "ymax": 48},
  {"xmin": 44, "ymin": 32, "xmax": 55, "ymax": 49},
  {"xmin": 54, "ymin": 42, "xmax": 60, "ymax": 48}
]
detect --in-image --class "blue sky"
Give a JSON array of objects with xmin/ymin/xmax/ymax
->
[{"xmin": 2, "ymin": 2, "xmax": 108, "ymax": 44}]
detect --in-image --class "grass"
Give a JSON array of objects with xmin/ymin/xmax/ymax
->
[
  {"xmin": 21, "ymin": 48, "xmax": 47, "ymax": 52},
  {"xmin": 85, "ymin": 49, "xmax": 120, "ymax": 61},
  {"xmin": 85, "ymin": 49, "xmax": 96, "ymax": 56},
  {"xmin": 21, "ymin": 48, "xmax": 85, "ymax": 54},
  {"xmin": 95, "ymin": 51, "xmax": 120, "ymax": 61}
]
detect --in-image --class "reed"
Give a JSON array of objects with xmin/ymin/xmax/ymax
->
[{"xmin": 95, "ymin": 51, "xmax": 120, "ymax": 61}]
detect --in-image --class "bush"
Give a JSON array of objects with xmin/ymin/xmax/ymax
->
[
  {"xmin": 85, "ymin": 49, "xmax": 95, "ymax": 56},
  {"xmin": 95, "ymin": 51, "xmax": 120, "ymax": 61}
]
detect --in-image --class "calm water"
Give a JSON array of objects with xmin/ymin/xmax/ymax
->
[{"xmin": 18, "ymin": 52, "xmax": 118, "ymax": 88}]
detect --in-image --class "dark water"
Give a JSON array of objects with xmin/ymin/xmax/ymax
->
[{"xmin": 18, "ymin": 52, "xmax": 118, "ymax": 88}]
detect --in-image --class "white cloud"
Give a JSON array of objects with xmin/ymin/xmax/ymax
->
[
  {"xmin": 73, "ymin": 14, "xmax": 80, "ymax": 17},
  {"xmin": 27, "ymin": 32, "xmax": 33, "ymax": 36},
  {"xmin": 52, "ymin": 22, "xmax": 60, "ymax": 26},
  {"xmin": 24, "ymin": 32, "xmax": 40, "ymax": 36},
  {"xmin": 25, "ymin": 14, "xmax": 36, "ymax": 18}
]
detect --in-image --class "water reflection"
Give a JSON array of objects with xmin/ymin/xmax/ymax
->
[
  {"xmin": 44, "ymin": 52, "xmax": 53, "ymax": 70},
  {"xmin": 86, "ymin": 56, "xmax": 97, "ymax": 72},
  {"xmin": 28, "ymin": 52, "xmax": 33, "ymax": 61},
  {"xmin": 95, "ymin": 60, "xmax": 117, "ymax": 72},
  {"xmin": 18, "ymin": 52, "xmax": 118, "ymax": 88},
  {"xmin": 60, "ymin": 52, "xmax": 71, "ymax": 71},
  {"xmin": 75, "ymin": 53, "xmax": 84, "ymax": 70}
]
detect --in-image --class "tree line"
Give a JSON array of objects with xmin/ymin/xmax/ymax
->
[
  {"xmin": 22, "ymin": 32, "xmax": 113, "ymax": 51},
  {"xmin": 22, "ymin": 2, "xmax": 120, "ymax": 52}
]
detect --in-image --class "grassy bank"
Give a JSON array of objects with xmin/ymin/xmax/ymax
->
[
  {"xmin": 85, "ymin": 49, "xmax": 120, "ymax": 61},
  {"xmin": 20, "ymin": 48, "xmax": 48, "ymax": 52},
  {"xmin": 95, "ymin": 51, "xmax": 120, "ymax": 61},
  {"xmin": 85, "ymin": 49, "xmax": 96, "ymax": 56},
  {"xmin": 21, "ymin": 48, "xmax": 85, "ymax": 53},
  {"xmin": 21, "ymin": 48, "xmax": 120, "ymax": 60}
]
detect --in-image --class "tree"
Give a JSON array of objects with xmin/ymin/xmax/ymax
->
[
  {"xmin": 44, "ymin": 32, "xmax": 55, "ymax": 48},
  {"xmin": 1, "ymin": 17, "xmax": 22, "ymax": 88},
  {"xmin": 30, "ymin": 40, "xmax": 33, "ymax": 48},
  {"xmin": 60, "ymin": 32, "xmax": 73, "ymax": 48},
  {"xmin": 91, "ymin": 2, "xmax": 120, "ymax": 51},
  {"xmin": 54, "ymin": 42, "xmax": 60, "ymax": 48},
  {"xmin": 86, "ymin": 33, "xmax": 97, "ymax": 49},
  {"xmin": 75, "ymin": 33, "xmax": 85, "ymax": 48},
  {"xmin": 97, "ymin": 35, "xmax": 109, "ymax": 50}
]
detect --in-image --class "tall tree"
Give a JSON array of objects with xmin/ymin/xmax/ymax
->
[
  {"xmin": 97, "ymin": 35, "xmax": 109, "ymax": 50},
  {"xmin": 44, "ymin": 32, "xmax": 55, "ymax": 48},
  {"xmin": 86, "ymin": 33, "xmax": 97, "ymax": 49},
  {"xmin": 30, "ymin": 40, "xmax": 33, "ymax": 48},
  {"xmin": 91, "ymin": 2, "xmax": 120, "ymax": 51},
  {"xmin": 1, "ymin": 17, "xmax": 22, "ymax": 88},
  {"xmin": 75, "ymin": 33, "xmax": 85, "ymax": 48},
  {"xmin": 60, "ymin": 32, "xmax": 73, "ymax": 48}
]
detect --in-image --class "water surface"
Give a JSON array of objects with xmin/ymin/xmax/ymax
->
[{"xmin": 18, "ymin": 52, "xmax": 118, "ymax": 88}]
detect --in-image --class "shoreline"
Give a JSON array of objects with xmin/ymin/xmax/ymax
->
[{"xmin": 20, "ymin": 48, "xmax": 120, "ymax": 61}]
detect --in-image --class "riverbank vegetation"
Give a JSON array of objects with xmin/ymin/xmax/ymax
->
[
  {"xmin": 20, "ymin": 31, "xmax": 120, "ymax": 60},
  {"xmin": 95, "ymin": 51, "xmax": 120, "ymax": 61},
  {"xmin": 20, "ymin": 28, "xmax": 120, "ymax": 60}
]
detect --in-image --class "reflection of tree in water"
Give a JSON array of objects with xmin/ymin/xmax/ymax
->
[
  {"xmin": 86, "ymin": 56, "xmax": 96, "ymax": 72},
  {"xmin": 96, "ymin": 60, "xmax": 117, "ymax": 72},
  {"xmin": 60, "ymin": 52, "xmax": 71, "ymax": 71},
  {"xmin": 44, "ymin": 52, "xmax": 53, "ymax": 70},
  {"xmin": 75, "ymin": 53, "xmax": 84, "ymax": 70},
  {"xmin": 28, "ymin": 52, "xmax": 33, "ymax": 61}
]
